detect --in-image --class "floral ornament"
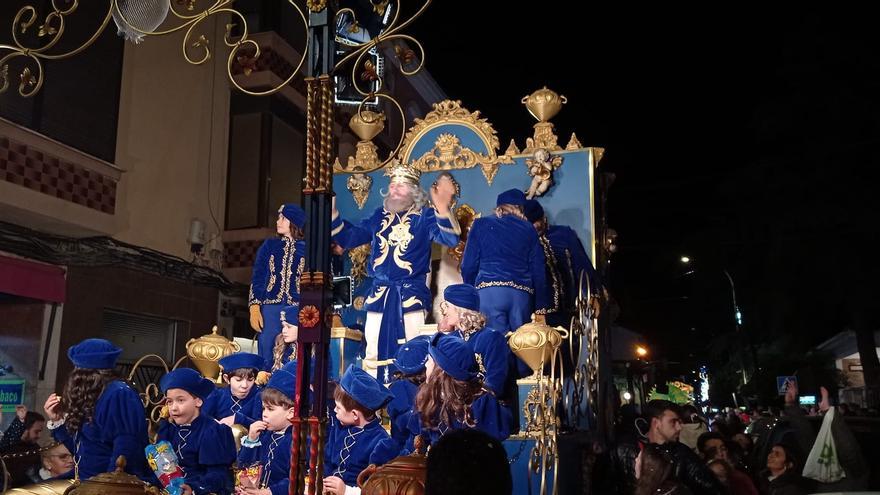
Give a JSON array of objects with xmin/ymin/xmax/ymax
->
[
  {"xmin": 236, "ymin": 54, "xmax": 258, "ymax": 76},
  {"xmin": 394, "ymin": 45, "xmax": 416, "ymax": 65},
  {"xmin": 159, "ymin": 404, "xmax": 170, "ymax": 419},
  {"xmin": 307, "ymin": 0, "xmax": 328, "ymax": 12},
  {"xmin": 360, "ymin": 61, "xmax": 378, "ymax": 82},
  {"xmin": 300, "ymin": 305, "xmax": 320, "ymax": 328}
]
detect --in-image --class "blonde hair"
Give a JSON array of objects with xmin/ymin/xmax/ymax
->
[
  {"xmin": 494, "ymin": 204, "xmax": 527, "ymax": 221},
  {"xmin": 272, "ymin": 333, "xmax": 297, "ymax": 371},
  {"xmin": 452, "ymin": 305, "xmax": 487, "ymax": 340}
]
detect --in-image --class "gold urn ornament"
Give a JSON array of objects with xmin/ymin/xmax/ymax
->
[
  {"xmin": 521, "ymin": 87, "xmax": 567, "ymax": 123},
  {"xmin": 349, "ymin": 110, "xmax": 386, "ymax": 141},
  {"xmin": 63, "ymin": 457, "xmax": 161, "ymax": 495},
  {"xmin": 508, "ymin": 317, "xmax": 568, "ymax": 375},
  {"xmin": 185, "ymin": 325, "xmax": 240, "ymax": 383},
  {"xmin": 357, "ymin": 453, "xmax": 426, "ymax": 495}
]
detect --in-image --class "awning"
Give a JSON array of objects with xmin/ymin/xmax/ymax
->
[{"xmin": 0, "ymin": 254, "xmax": 66, "ymax": 303}]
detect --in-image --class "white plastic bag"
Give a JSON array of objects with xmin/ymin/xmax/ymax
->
[{"xmin": 802, "ymin": 406, "xmax": 846, "ymax": 483}]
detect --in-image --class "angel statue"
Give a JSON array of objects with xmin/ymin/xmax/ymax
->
[{"xmin": 525, "ymin": 148, "xmax": 563, "ymax": 199}]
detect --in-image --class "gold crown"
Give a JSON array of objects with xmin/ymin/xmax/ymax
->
[{"xmin": 384, "ymin": 159, "xmax": 421, "ymax": 186}]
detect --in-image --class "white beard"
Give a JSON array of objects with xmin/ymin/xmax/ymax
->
[{"xmin": 384, "ymin": 196, "xmax": 415, "ymax": 213}]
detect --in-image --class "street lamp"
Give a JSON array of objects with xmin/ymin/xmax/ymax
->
[
  {"xmin": 681, "ymin": 256, "xmax": 749, "ymax": 383},
  {"xmin": 635, "ymin": 345, "xmax": 648, "ymax": 358}
]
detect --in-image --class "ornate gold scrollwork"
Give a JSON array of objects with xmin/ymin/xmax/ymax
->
[
  {"xmin": 0, "ymin": 0, "xmax": 309, "ymax": 99},
  {"xmin": 400, "ymin": 100, "xmax": 513, "ymax": 185},
  {"xmin": 446, "ymin": 203, "xmax": 479, "ymax": 267},
  {"xmin": 348, "ymin": 243, "xmax": 371, "ymax": 284},
  {"xmin": 346, "ymin": 173, "xmax": 373, "ymax": 209}
]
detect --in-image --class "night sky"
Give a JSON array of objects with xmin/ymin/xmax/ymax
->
[{"xmin": 409, "ymin": 5, "xmax": 880, "ymax": 381}]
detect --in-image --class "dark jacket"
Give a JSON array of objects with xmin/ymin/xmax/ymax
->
[
  {"xmin": 607, "ymin": 440, "xmax": 726, "ymax": 495},
  {"xmin": 758, "ymin": 470, "xmax": 808, "ymax": 495},
  {"xmin": 657, "ymin": 441, "xmax": 727, "ymax": 495}
]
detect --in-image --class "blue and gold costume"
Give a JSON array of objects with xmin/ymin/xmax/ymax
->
[
  {"xmin": 547, "ymin": 224, "xmax": 599, "ymax": 301},
  {"xmin": 202, "ymin": 353, "xmax": 266, "ymax": 428},
  {"xmin": 444, "ymin": 285, "xmax": 516, "ymax": 438},
  {"xmin": 408, "ymin": 333, "xmax": 512, "ymax": 446},
  {"xmin": 461, "ymin": 190, "xmax": 547, "ymax": 334},
  {"xmin": 525, "ymin": 198, "xmax": 599, "ymax": 327},
  {"xmin": 249, "ymin": 204, "xmax": 306, "ymax": 365},
  {"xmin": 158, "ymin": 369, "xmax": 237, "ymax": 495},
  {"xmin": 325, "ymin": 365, "xmax": 395, "ymax": 487},
  {"xmin": 331, "ymin": 163, "xmax": 459, "ymax": 380},
  {"xmin": 237, "ymin": 361, "xmax": 296, "ymax": 495},
  {"xmin": 48, "ymin": 339, "xmax": 153, "ymax": 482}
]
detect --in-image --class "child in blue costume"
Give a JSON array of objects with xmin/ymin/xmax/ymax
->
[
  {"xmin": 236, "ymin": 360, "xmax": 297, "ymax": 495},
  {"xmin": 271, "ymin": 305, "xmax": 299, "ymax": 372},
  {"xmin": 43, "ymin": 338, "xmax": 154, "ymax": 481},
  {"xmin": 322, "ymin": 365, "xmax": 394, "ymax": 495},
  {"xmin": 411, "ymin": 333, "xmax": 511, "ymax": 447},
  {"xmin": 386, "ymin": 335, "xmax": 430, "ymax": 458},
  {"xmin": 249, "ymin": 204, "xmax": 307, "ymax": 365},
  {"xmin": 202, "ymin": 352, "xmax": 266, "ymax": 428},
  {"xmin": 158, "ymin": 368, "xmax": 237, "ymax": 495},
  {"xmin": 438, "ymin": 284, "xmax": 515, "ymax": 437}
]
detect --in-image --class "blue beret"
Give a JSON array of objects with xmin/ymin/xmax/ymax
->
[
  {"xmin": 524, "ymin": 199, "xmax": 545, "ymax": 223},
  {"xmin": 265, "ymin": 360, "xmax": 298, "ymax": 399},
  {"xmin": 428, "ymin": 332, "xmax": 478, "ymax": 382},
  {"xmin": 280, "ymin": 305, "xmax": 299, "ymax": 325},
  {"xmin": 394, "ymin": 335, "xmax": 432, "ymax": 375},
  {"xmin": 160, "ymin": 368, "xmax": 215, "ymax": 400},
  {"xmin": 218, "ymin": 352, "xmax": 266, "ymax": 373},
  {"xmin": 443, "ymin": 284, "xmax": 481, "ymax": 312},
  {"xmin": 67, "ymin": 338, "xmax": 122, "ymax": 370},
  {"xmin": 339, "ymin": 365, "xmax": 393, "ymax": 411},
  {"xmin": 496, "ymin": 188, "xmax": 526, "ymax": 207},
  {"xmin": 278, "ymin": 204, "xmax": 306, "ymax": 229}
]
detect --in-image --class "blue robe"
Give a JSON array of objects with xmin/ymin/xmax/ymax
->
[
  {"xmin": 386, "ymin": 379, "xmax": 419, "ymax": 457},
  {"xmin": 546, "ymin": 225, "xmax": 599, "ymax": 303},
  {"xmin": 249, "ymin": 237, "xmax": 306, "ymax": 364},
  {"xmin": 157, "ymin": 414, "xmax": 236, "ymax": 495},
  {"xmin": 324, "ymin": 417, "xmax": 391, "ymax": 487},
  {"xmin": 461, "ymin": 215, "xmax": 548, "ymax": 332},
  {"xmin": 201, "ymin": 384, "xmax": 263, "ymax": 428},
  {"xmin": 237, "ymin": 427, "xmax": 292, "ymax": 495},
  {"xmin": 449, "ymin": 328, "xmax": 516, "ymax": 439},
  {"xmin": 50, "ymin": 380, "xmax": 154, "ymax": 482},
  {"xmin": 406, "ymin": 393, "xmax": 512, "ymax": 446},
  {"xmin": 332, "ymin": 205, "xmax": 459, "ymax": 375}
]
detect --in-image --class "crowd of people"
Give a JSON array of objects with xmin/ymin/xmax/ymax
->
[{"xmin": 601, "ymin": 381, "xmax": 872, "ymax": 495}]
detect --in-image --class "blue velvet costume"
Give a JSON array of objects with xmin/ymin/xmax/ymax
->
[
  {"xmin": 331, "ymin": 205, "xmax": 459, "ymax": 378},
  {"xmin": 547, "ymin": 224, "xmax": 599, "ymax": 302},
  {"xmin": 156, "ymin": 414, "xmax": 236, "ymax": 495},
  {"xmin": 448, "ymin": 328, "xmax": 515, "ymax": 439},
  {"xmin": 237, "ymin": 428, "xmax": 292, "ymax": 495},
  {"xmin": 324, "ymin": 417, "xmax": 391, "ymax": 486},
  {"xmin": 386, "ymin": 379, "xmax": 419, "ymax": 455},
  {"xmin": 201, "ymin": 384, "xmax": 263, "ymax": 428},
  {"xmin": 50, "ymin": 380, "xmax": 154, "ymax": 481},
  {"xmin": 406, "ymin": 393, "xmax": 512, "ymax": 446},
  {"xmin": 249, "ymin": 237, "xmax": 306, "ymax": 364},
  {"xmin": 461, "ymin": 214, "xmax": 548, "ymax": 333}
]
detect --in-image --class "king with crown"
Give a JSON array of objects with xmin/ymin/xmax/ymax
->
[{"xmin": 331, "ymin": 161, "xmax": 459, "ymax": 381}]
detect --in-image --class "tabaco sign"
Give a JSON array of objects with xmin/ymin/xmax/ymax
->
[{"xmin": 0, "ymin": 378, "xmax": 25, "ymax": 413}]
